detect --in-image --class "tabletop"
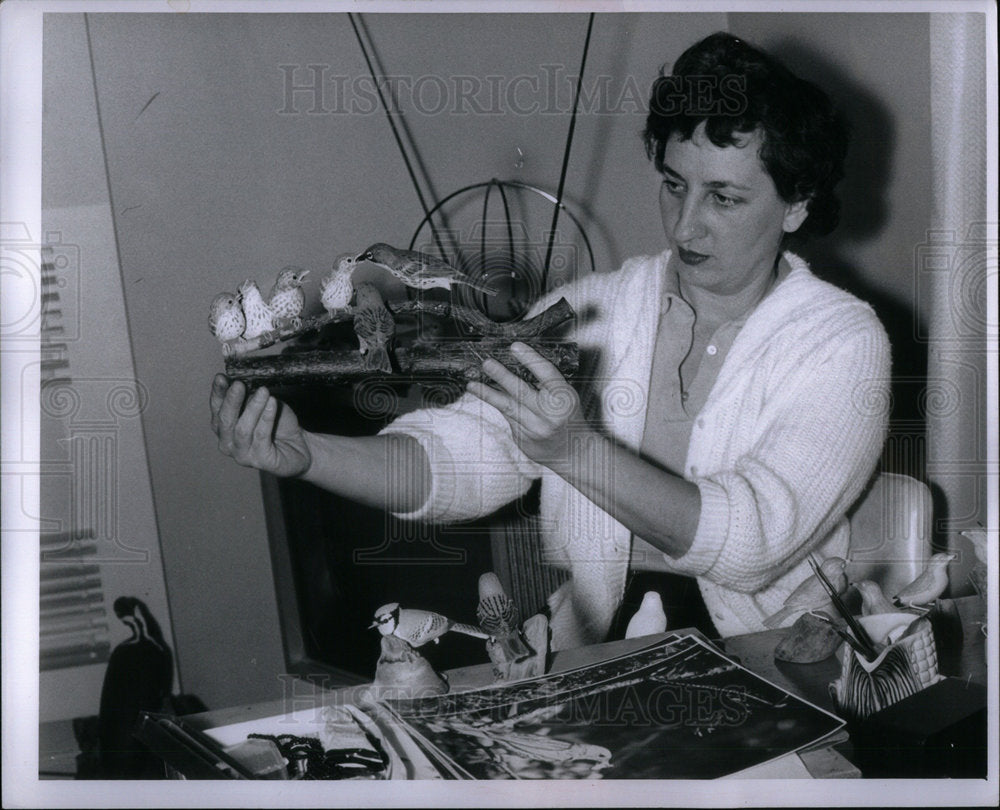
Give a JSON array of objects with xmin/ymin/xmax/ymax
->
[{"xmin": 184, "ymin": 596, "xmax": 987, "ymax": 780}]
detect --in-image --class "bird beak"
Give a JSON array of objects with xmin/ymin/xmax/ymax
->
[
  {"xmin": 299, "ymin": 270, "xmax": 310, "ymax": 280},
  {"xmin": 367, "ymin": 621, "xmax": 378, "ymax": 629},
  {"xmin": 356, "ymin": 252, "xmax": 368, "ymax": 262}
]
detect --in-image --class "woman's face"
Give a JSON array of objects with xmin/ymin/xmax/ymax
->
[{"xmin": 659, "ymin": 121, "xmax": 808, "ymax": 298}]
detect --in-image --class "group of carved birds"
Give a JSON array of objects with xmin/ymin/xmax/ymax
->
[
  {"xmin": 761, "ymin": 552, "xmax": 957, "ymax": 629},
  {"xmin": 368, "ymin": 573, "xmax": 531, "ymax": 662},
  {"xmin": 209, "ymin": 244, "xmax": 499, "ymax": 360}
]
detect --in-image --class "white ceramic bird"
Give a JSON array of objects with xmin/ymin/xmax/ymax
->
[
  {"xmin": 238, "ymin": 279, "xmax": 275, "ymax": 340},
  {"xmin": 320, "ymin": 254, "xmax": 357, "ymax": 313},
  {"xmin": 853, "ymin": 579, "xmax": 900, "ymax": 616},
  {"xmin": 624, "ymin": 591, "xmax": 668, "ymax": 639},
  {"xmin": 762, "ymin": 557, "xmax": 848, "ymax": 629},
  {"xmin": 476, "ymin": 573, "xmax": 531, "ymax": 661},
  {"xmin": 267, "ymin": 266, "xmax": 309, "ymax": 328},
  {"xmin": 369, "ymin": 602, "xmax": 488, "ymax": 648},
  {"xmin": 892, "ymin": 552, "xmax": 956, "ymax": 609},
  {"xmin": 208, "ymin": 292, "xmax": 245, "ymax": 344},
  {"xmin": 357, "ymin": 243, "xmax": 498, "ymax": 296},
  {"xmin": 960, "ymin": 528, "xmax": 988, "ymax": 566}
]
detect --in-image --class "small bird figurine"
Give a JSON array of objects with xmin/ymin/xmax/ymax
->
[
  {"xmin": 320, "ymin": 254, "xmax": 357, "ymax": 313},
  {"xmin": 762, "ymin": 556, "xmax": 848, "ymax": 629},
  {"xmin": 892, "ymin": 552, "xmax": 956, "ymax": 609},
  {"xmin": 208, "ymin": 292, "xmax": 246, "ymax": 345},
  {"xmin": 98, "ymin": 597, "xmax": 173, "ymax": 778},
  {"xmin": 238, "ymin": 279, "xmax": 276, "ymax": 340},
  {"xmin": 476, "ymin": 573, "xmax": 531, "ymax": 661},
  {"xmin": 960, "ymin": 528, "xmax": 988, "ymax": 566},
  {"xmin": 357, "ymin": 243, "xmax": 498, "ymax": 296},
  {"xmin": 624, "ymin": 591, "xmax": 668, "ymax": 639},
  {"xmin": 267, "ymin": 266, "xmax": 309, "ymax": 328},
  {"xmin": 352, "ymin": 282, "xmax": 395, "ymax": 373},
  {"xmin": 853, "ymin": 579, "xmax": 900, "ymax": 616},
  {"xmin": 369, "ymin": 602, "xmax": 488, "ymax": 648}
]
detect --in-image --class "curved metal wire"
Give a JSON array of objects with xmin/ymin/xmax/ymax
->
[{"xmin": 407, "ymin": 179, "xmax": 596, "ymax": 279}]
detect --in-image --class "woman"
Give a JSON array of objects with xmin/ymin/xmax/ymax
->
[{"xmin": 210, "ymin": 33, "xmax": 890, "ymax": 650}]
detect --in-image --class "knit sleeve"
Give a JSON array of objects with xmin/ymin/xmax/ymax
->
[
  {"xmin": 672, "ymin": 311, "xmax": 890, "ymax": 592},
  {"xmin": 379, "ymin": 392, "xmax": 543, "ymax": 523}
]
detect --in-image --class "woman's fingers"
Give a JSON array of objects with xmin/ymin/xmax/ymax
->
[
  {"xmin": 510, "ymin": 342, "xmax": 562, "ymax": 390},
  {"xmin": 252, "ymin": 396, "xmax": 279, "ymax": 448},
  {"xmin": 481, "ymin": 355, "xmax": 537, "ymax": 402},
  {"xmin": 466, "ymin": 380, "xmax": 548, "ymax": 436},
  {"xmin": 209, "ymin": 374, "xmax": 230, "ymax": 431},
  {"xmin": 233, "ymin": 386, "xmax": 270, "ymax": 452}
]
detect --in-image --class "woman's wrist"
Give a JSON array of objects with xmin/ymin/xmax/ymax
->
[{"xmin": 295, "ymin": 430, "xmax": 318, "ymax": 480}]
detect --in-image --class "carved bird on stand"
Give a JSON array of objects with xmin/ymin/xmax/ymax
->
[
  {"xmin": 762, "ymin": 557, "xmax": 848, "ymax": 629},
  {"xmin": 625, "ymin": 591, "xmax": 668, "ymax": 639},
  {"xmin": 853, "ymin": 579, "xmax": 900, "ymax": 616},
  {"xmin": 238, "ymin": 279, "xmax": 275, "ymax": 341},
  {"xmin": 352, "ymin": 283, "xmax": 395, "ymax": 373},
  {"xmin": 369, "ymin": 603, "xmax": 488, "ymax": 648},
  {"xmin": 267, "ymin": 266, "xmax": 309, "ymax": 328},
  {"xmin": 893, "ymin": 552, "xmax": 956, "ymax": 609},
  {"xmin": 357, "ymin": 243, "xmax": 499, "ymax": 296},
  {"xmin": 98, "ymin": 597, "xmax": 173, "ymax": 778},
  {"xmin": 320, "ymin": 254, "xmax": 357, "ymax": 313},
  {"xmin": 208, "ymin": 292, "xmax": 246, "ymax": 344},
  {"xmin": 476, "ymin": 573, "xmax": 531, "ymax": 661}
]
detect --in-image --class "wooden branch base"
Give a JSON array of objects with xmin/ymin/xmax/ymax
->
[{"xmin": 224, "ymin": 339, "xmax": 578, "ymax": 388}]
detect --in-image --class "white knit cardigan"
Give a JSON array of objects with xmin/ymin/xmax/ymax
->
[{"xmin": 384, "ymin": 250, "xmax": 890, "ymax": 649}]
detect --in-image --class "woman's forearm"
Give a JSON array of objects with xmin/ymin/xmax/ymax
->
[
  {"xmin": 552, "ymin": 429, "xmax": 701, "ymax": 558},
  {"xmin": 299, "ymin": 431, "xmax": 431, "ymax": 513}
]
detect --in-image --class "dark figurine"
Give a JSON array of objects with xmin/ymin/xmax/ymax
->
[{"xmin": 98, "ymin": 597, "xmax": 173, "ymax": 778}]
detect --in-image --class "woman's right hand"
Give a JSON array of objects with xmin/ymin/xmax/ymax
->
[{"xmin": 209, "ymin": 374, "xmax": 311, "ymax": 478}]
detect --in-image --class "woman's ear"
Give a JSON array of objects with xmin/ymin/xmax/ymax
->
[{"xmin": 782, "ymin": 199, "xmax": 810, "ymax": 234}]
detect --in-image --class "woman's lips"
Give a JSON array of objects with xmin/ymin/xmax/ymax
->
[{"xmin": 677, "ymin": 247, "xmax": 710, "ymax": 266}]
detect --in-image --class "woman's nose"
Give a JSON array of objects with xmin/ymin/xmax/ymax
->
[{"xmin": 672, "ymin": 197, "xmax": 706, "ymax": 243}]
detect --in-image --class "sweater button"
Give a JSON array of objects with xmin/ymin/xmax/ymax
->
[
  {"xmin": 689, "ymin": 465, "xmax": 698, "ymax": 476},
  {"xmin": 706, "ymin": 344, "xmax": 718, "ymax": 356},
  {"xmin": 696, "ymin": 418, "xmax": 705, "ymax": 429}
]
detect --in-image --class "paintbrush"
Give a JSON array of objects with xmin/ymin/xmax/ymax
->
[
  {"xmin": 808, "ymin": 554, "xmax": 879, "ymax": 661},
  {"xmin": 807, "ymin": 610, "xmax": 876, "ymax": 660}
]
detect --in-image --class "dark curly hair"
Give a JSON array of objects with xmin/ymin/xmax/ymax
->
[{"xmin": 643, "ymin": 32, "xmax": 849, "ymax": 238}]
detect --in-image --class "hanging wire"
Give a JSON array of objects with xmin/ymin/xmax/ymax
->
[
  {"xmin": 346, "ymin": 13, "xmax": 448, "ymax": 259},
  {"xmin": 542, "ymin": 12, "xmax": 595, "ymax": 290},
  {"xmin": 408, "ymin": 180, "xmax": 596, "ymax": 277}
]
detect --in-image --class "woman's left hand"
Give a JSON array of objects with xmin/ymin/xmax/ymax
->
[{"xmin": 466, "ymin": 342, "xmax": 589, "ymax": 472}]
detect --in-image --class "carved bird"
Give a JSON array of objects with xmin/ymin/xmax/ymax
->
[
  {"xmin": 476, "ymin": 573, "xmax": 531, "ymax": 661},
  {"xmin": 893, "ymin": 552, "xmax": 956, "ymax": 609},
  {"xmin": 625, "ymin": 591, "xmax": 668, "ymax": 639},
  {"xmin": 960, "ymin": 528, "xmax": 988, "ymax": 566},
  {"xmin": 320, "ymin": 254, "xmax": 357, "ymax": 313},
  {"xmin": 762, "ymin": 557, "xmax": 848, "ymax": 629},
  {"xmin": 853, "ymin": 579, "xmax": 900, "ymax": 616},
  {"xmin": 369, "ymin": 602, "xmax": 488, "ymax": 648},
  {"xmin": 238, "ymin": 279, "xmax": 275, "ymax": 340},
  {"xmin": 208, "ymin": 292, "xmax": 245, "ymax": 344},
  {"xmin": 98, "ymin": 597, "xmax": 173, "ymax": 778},
  {"xmin": 267, "ymin": 266, "xmax": 309, "ymax": 328},
  {"xmin": 352, "ymin": 283, "xmax": 395, "ymax": 373},
  {"xmin": 357, "ymin": 243, "xmax": 498, "ymax": 296}
]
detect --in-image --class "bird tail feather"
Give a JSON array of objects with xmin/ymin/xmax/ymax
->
[
  {"xmin": 450, "ymin": 622, "xmax": 489, "ymax": 639},
  {"xmin": 364, "ymin": 347, "xmax": 393, "ymax": 374},
  {"xmin": 495, "ymin": 634, "xmax": 532, "ymax": 661},
  {"xmin": 762, "ymin": 606, "xmax": 796, "ymax": 629},
  {"xmin": 458, "ymin": 278, "xmax": 500, "ymax": 296}
]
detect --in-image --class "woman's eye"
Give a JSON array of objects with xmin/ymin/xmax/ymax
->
[
  {"xmin": 662, "ymin": 179, "xmax": 683, "ymax": 194},
  {"xmin": 713, "ymin": 193, "xmax": 738, "ymax": 207}
]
